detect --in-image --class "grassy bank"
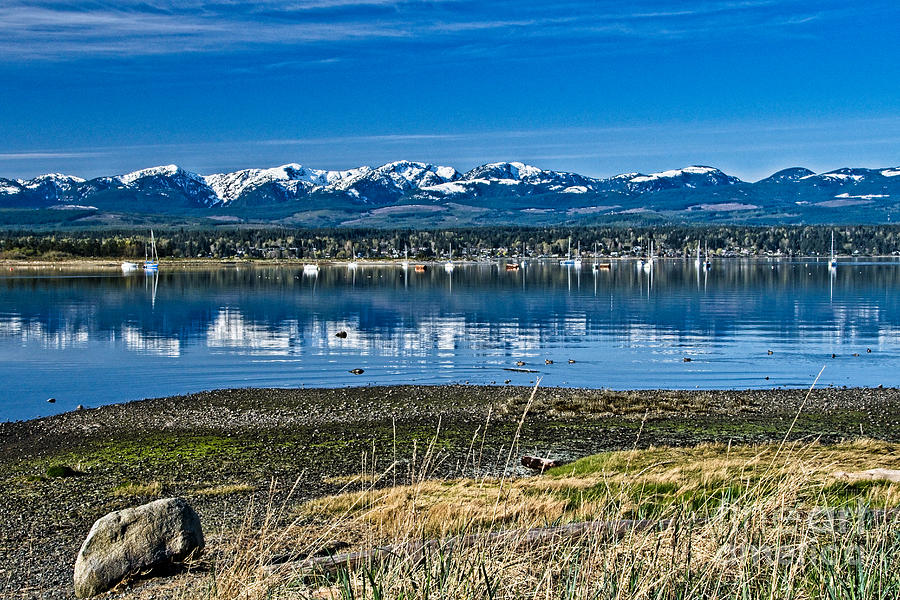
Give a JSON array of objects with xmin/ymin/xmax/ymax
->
[{"xmin": 200, "ymin": 438, "xmax": 900, "ymax": 599}]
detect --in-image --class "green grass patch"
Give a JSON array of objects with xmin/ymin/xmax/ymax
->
[
  {"xmin": 49, "ymin": 434, "xmax": 247, "ymax": 469},
  {"xmin": 45, "ymin": 464, "xmax": 79, "ymax": 478}
]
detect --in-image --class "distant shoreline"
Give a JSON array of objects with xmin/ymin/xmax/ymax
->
[{"xmin": 2, "ymin": 255, "xmax": 897, "ymax": 270}]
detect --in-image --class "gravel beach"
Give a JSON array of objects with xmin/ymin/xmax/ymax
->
[{"xmin": 2, "ymin": 385, "xmax": 899, "ymax": 599}]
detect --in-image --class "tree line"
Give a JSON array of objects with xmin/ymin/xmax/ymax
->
[{"xmin": 1, "ymin": 225, "xmax": 898, "ymax": 260}]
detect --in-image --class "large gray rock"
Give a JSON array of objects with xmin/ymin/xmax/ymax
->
[{"xmin": 74, "ymin": 497, "xmax": 204, "ymax": 598}]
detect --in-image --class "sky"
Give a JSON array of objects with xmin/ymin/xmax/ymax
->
[{"xmin": 1, "ymin": 0, "xmax": 898, "ymax": 182}]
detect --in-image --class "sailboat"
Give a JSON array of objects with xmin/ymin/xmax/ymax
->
[
  {"xmin": 444, "ymin": 243, "xmax": 455, "ymax": 272},
  {"xmin": 303, "ymin": 246, "xmax": 319, "ymax": 275},
  {"xmin": 401, "ymin": 246, "xmax": 410, "ymax": 270},
  {"xmin": 694, "ymin": 242, "xmax": 702, "ymax": 268},
  {"xmin": 143, "ymin": 230, "xmax": 159, "ymax": 273},
  {"xmin": 348, "ymin": 244, "xmax": 358, "ymax": 269},
  {"xmin": 830, "ymin": 231, "xmax": 838, "ymax": 268},
  {"xmin": 560, "ymin": 237, "xmax": 577, "ymax": 266},
  {"xmin": 593, "ymin": 240, "xmax": 611, "ymax": 269},
  {"xmin": 704, "ymin": 241, "xmax": 712, "ymax": 270},
  {"xmin": 642, "ymin": 241, "xmax": 653, "ymax": 272},
  {"xmin": 573, "ymin": 241, "xmax": 583, "ymax": 269}
]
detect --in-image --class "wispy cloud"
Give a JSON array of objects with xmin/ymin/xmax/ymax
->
[
  {"xmin": 0, "ymin": 151, "xmax": 107, "ymax": 160},
  {"xmin": 4, "ymin": 115, "xmax": 897, "ymax": 181},
  {"xmin": 0, "ymin": 0, "xmax": 881, "ymax": 62}
]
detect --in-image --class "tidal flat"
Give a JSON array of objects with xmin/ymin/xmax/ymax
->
[{"xmin": 2, "ymin": 385, "xmax": 899, "ymax": 598}]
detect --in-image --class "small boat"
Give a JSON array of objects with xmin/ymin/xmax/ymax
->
[
  {"xmin": 414, "ymin": 264, "xmax": 427, "ymax": 272},
  {"xmin": 121, "ymin": 261, "xmax": 138, "ymax": 273},
  {"xmin": 303, "ymin": 263, "xmax": 319, "ymax": 275},
  {"xmin": 830, "ymin": 230, "xmax": 838, "ymax": 268},
  {"xmin": 560, "ymin": 237, "xmax": 579, "ymax": 266},
  {"xmin": 506, "ymin": 262, "xmax": 520, "ymax": 271},
  {"xmin": 444, "ymin": 243, "xmax": 455, "ymax": 272},
  {"xmin": 143, "ymin": 230, "xmax": 159, "ymax": 272},
  {"xmin": 641, "ymin": 241, "xmax": 653, "ymax": 272},
  {"xmin": 595, "ymin": 262, "xmax": 611, "ymax": 270}
]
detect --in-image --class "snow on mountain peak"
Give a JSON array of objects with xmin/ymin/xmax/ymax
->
[
  {"xmin": 801, "ymin": 168, "xmax": 868, "ymax": 182},
  {"xmin": 204, "ymin": 163, "xmax": 333, "ymax": 204},
  {"xmin": 19, "ymin": 173, "xmax": 86, "ymax": 190},
  {"xmin": 629, "ymin": 166, "xmax": 720, "ymax": 183},
  {"xmin": 120, "ymin": 164, "xmax": 187, "ymax": 185},
  {"xmin": 24, "ymin": 173, "xmax": 85, "ymax": 184}
]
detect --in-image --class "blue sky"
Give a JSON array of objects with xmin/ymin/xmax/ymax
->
[{"xmin": 1, "ymin": 0, "xmax": 898, "ymax": 181}]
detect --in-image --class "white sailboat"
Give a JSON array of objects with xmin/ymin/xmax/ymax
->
[
  {"xmin": 303, "ymin": 246, "xmax": 319, "ymax": 275},
  {"xmin": 560, "ymin": 237, "xmax": 577, "ymax": 266},
  {"xmin": 444, "ymin": 243, "xmax": 455, "ymax": 272},
  {"xmin": 642, "ymin": 241, "xmax": 653, "ymax": 272},
  {"xmin": 573, "ymin": 241, "xmax": 583, "ymax": 269},
  {"xmin": 704, "ymin": 240, "xmax": 712, "ymax": 270},
  {"xmin": 694, "ymin": 241, "xmax": 702, "ymax": 268},
  {"xmin": 401, "ymin": 246, "xmax": 409, "ymax": 270},
  {"xmin": 348, "ymin": 244, "xmax": 358, "ymax": 269},
  {"xmin": 830, "ymin": 230, "xmax": 837, "ymax": 268},
  {"xmin": 143, "ymin": 230, "xmax": 159, "ymax": 273}
]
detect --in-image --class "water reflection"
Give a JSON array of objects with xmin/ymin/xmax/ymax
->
[{"xmin": 1, "ymin": 259, "xmax": 899, "ymax": 420}]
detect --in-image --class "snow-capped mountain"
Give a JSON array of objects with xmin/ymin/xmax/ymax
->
[
  {"xmin": 1, "ymin": 161, "xmax": 898, "ymax": 226},
  {"xmin": 621, "ymin": 166, "xmax": 741, "ymax": 194},
  {"xmin": 330, "ymin": 161, "xmax": 460, "ymax": 203},
  {"xmin": 117, "ymin": 165, "xmax": 220, "ymax": 207},
  {"xmin": 419, "ymin": 162, "xmax": 603, "ymax": 199},
  {"xmin": 202, "ymin": 161, "xmax": 460, "ymax": 205}
]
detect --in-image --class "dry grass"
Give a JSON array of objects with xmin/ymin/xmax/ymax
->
[
  {"xmin": 110, "ymin": 480, "xmax": 163, "ymax": 497},
  {"xmin": 196, "ymin": 437, "xmax": 899, "ymax": 600},
  {"xmin": 322, "ymin": 474, "xmax": 380, "ymax": 487},
  {"xmin": 299, "ymin": 438, "xmax": 899, "ymax": 537}
]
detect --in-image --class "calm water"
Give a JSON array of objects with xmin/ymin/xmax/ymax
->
[{"xmin": 1, "ymin": 259, "xmax": 899, "ymax": 421}]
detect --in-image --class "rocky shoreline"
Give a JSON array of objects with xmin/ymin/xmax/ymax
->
[{"xmin": 2, "ymin": 385, "xmax": 899, "ymax": 599}]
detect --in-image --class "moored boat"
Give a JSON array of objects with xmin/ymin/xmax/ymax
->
[{"xmin": 143, "ymin": 230, "xmax": 159, "ymax": 272}]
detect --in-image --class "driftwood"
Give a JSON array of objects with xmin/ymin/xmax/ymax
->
[
  {"xmin": 521, "ymin": 456, "xmax": 562, "ymax": 472},
  {"xmin": 834, "ymin": 468, "xmax": 900, "ymax": 483},
  {"xmin": 270, "ymin": 517, "xmax": 674, "ymax": 576}
]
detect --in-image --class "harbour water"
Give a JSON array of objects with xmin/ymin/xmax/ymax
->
[{"xmin": 1, "ymin": 258, "xmax": 898, "ymax": 421}]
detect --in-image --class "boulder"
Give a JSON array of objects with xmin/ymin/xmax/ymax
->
[{"xmin": 74, "ymin": 497, "xmax": 204, "ymax": 598}]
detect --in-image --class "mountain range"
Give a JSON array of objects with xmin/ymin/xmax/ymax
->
[{"xmin": 2, "ymin": 161, "xmax": 899, "ymax": 227}]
